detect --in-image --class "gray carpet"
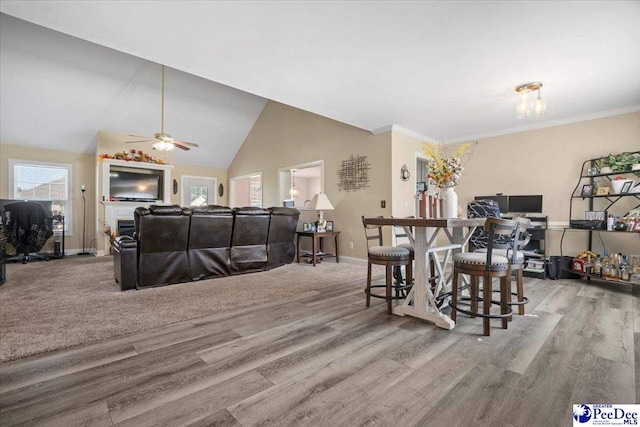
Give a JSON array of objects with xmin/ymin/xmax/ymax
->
[{"xmin": 0, "ymin": 256, "xmax": 380, "ymax": 362}]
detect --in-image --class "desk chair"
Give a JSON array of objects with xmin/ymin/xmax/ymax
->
[{"xmin": 1, "ymin": 201, "xmax": 54, "ymax": 263}]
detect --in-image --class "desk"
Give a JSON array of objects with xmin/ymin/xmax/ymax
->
[
  {"xmin": 296, "ymin": 231, "xmax": 340, "ymax": 267},
  {"xmin": 363, "ymin": 217, "xmax": 485, "ymax": 329}
]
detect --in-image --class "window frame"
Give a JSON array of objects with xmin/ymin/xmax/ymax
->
[{"xmin": 8, "ymin": 159, "xmax": 73, "ymax": 235}]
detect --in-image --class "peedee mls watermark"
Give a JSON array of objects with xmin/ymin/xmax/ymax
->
[{"xmin": 573, "ymin": 404, "xmax": 639, "ymax": 426}]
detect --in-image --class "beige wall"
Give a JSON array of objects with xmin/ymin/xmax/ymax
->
[
  {"xmin": 391, "ymin": 130, "xmax": 430, "ymax": 218},
  {"xmin": 228, "ymin": 101, "xmax": 393, "ymax": 259},
  {"xmin": 452, "ymin": 112, "xmax": 640, "ymax": 256},
  {"xmin": 0, "ymin": 143, "xmax": 95, "ymax": 253},
  {"xmin": 230, "ymin": 104, "xmax": 639, "ymax": 260},
  {"xmin": 1, "ymin": 132, "xmax": 227, "ymax": 255}
]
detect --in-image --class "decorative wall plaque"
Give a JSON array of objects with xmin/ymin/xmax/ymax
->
[{"xmin": 337, "ymin": 154, "xmax": 370, "ymax": 192}]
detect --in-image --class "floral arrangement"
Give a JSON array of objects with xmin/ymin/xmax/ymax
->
[
  {"xmin": 99, "ymin": 149, "xmax": 165, "ymax": 164},
  {"xmin": 424, "ymin": 141, "xmax": 475, "ymax": 188}
]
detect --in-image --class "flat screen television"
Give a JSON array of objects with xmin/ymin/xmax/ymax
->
[
  {"xmin": 474, "ymin": 195, "xmax": 508, "ymax": 214},
  {"xmin": 109, "ymin": 170, "xmax": 161, "ymax": 201},
  {"xmin": 508, "ymin": 195, "xmax": 543, "ymax": 213}
]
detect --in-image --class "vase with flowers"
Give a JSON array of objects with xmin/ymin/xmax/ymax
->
[{"xmin": 424, "ymin": 141, "xmax": 474, "ymax": 218}]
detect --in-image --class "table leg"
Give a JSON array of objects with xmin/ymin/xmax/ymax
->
[
  {"xmin": 335, "ymin": 235, "xmax": 339, "ymax": 263},
  {"xmin": 393, "ymin": 226, "xmax": 455, "ymax": 330},
  {"xmin": 296, "ymin": 234, "xmax": 301, "ymax": 263},
  {"xmin": 312, "ymin": 236, "xmax": 317, "ymax": 266}
]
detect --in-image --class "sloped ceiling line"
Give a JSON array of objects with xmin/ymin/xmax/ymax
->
[{"xmin": 96, "ymin": 60, "xmax": 148, "ymax": 133}]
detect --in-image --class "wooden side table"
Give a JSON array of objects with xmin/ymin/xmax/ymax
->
[{"xmin": 296, "ymin": 231, "xmax": 340, "ymax": 267}]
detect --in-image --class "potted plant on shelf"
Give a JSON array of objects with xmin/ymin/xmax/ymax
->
[
  {"xmin": 594, "ymin": 157, "xmax": 611, "ymax": 174},
  {"xmin": 595, "ymin": 152, "xmax": 640, "ymax": 175}
]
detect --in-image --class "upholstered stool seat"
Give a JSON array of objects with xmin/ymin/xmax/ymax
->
[
  {"xmin": 453, "ymin": 252, "xmax": 509, "ymax": 267},
  {"xmin": 368, "ymin": 246, "xmax": 411, "ymax": 261},
  {"xmin": 396, "ymin": 242, "xmax": 414, "ymax": 253}
]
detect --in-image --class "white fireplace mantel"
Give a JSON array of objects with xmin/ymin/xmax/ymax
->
[{"xmin": 98, "ymin": 159, "xmax": 174, "ymax": 256}]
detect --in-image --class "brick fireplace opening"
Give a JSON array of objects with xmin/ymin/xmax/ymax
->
[{"xmin": 117, "ymin": 220, "xmax": 135, "ymax": 238}]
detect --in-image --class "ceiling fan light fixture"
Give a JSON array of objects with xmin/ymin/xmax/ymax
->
[
  {"xmin": 515, "ymin": 82, "xmax": 545, "ymax": 119},
  {"xmin": 290, "ymin": 169, "xmax": 300, "ymax": 198},
  {"xmin": 153, "ymin": 140, "xmax": 174, "ymax": 151}
]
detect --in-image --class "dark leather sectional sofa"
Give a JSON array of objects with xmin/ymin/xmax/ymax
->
[{"xmin": 113, "ymin": 205, "xmax": 299, "ymax": 291}]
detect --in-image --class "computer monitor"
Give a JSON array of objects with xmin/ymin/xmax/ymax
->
[
  {"xmin": 474, "ymin": 195, "xmax": 508, "ymax": 214},
  {"xmin": 508, "ymin": 195, "xmax": 543, "ymax": 214},
  {"xmin": 282, "ymin": 199, "xmax": 295, "ymax": 208}
]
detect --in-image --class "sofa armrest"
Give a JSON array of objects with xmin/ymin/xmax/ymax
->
[{"xmin": 113, "ymin": 235, "xmax": 138, "ymax": 291}]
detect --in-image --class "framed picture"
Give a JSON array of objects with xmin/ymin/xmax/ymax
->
[
  {"xmin": 325, "ymin": 221, "xmax": 334, "ymax": 232},
  {"xmin": 581, "ymin": 184, "xmax": 593, "ymax": 197},
  {"xmin": 302, "ymin": 222, "xmax": 311, "ymax": 232},
  {"xmin": 585, "ymin": 211, "xmax": 607, "ymax": 221},
  {"xmin": 633, "ymin": 221, "xmax": 640, "ymax": 232},
  {"xmin": 596, "ymin": 187, "xmax": 610, "ymax": 196},
  {"xmin": 621, "ymin": 181, "xmax": 633, "ymax": 194}
]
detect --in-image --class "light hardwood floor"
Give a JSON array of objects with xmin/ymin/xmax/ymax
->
[{"xmin": 0, "ymin": 276, "xmax": 637, "ymax": 426}]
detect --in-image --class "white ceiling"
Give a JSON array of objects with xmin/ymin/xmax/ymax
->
[{"xmin": 1, "ymin": 1, "xmax": 639, "ymax": 168}]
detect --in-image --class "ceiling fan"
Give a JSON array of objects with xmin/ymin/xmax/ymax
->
[{"xmin": 126, "ymin": 65, "xmax": 199, "ymax": 151}]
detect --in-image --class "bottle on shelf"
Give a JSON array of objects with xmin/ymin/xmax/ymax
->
[
  {"xmin": 593, "ymin": 255, "xmax": 603, "ymax": 277},
  {"xmin": 584, "ymin": 255, "xmax": 593, "ymax": 276},
  {"xmin": 619, "ymin": 255, "xmax": 630, "ymax": 282},
  {"xmin": 607, "ymin": 214, "xmax": 615, "ymax": 231},
  {"xmin": 630, "ymin": 256, "xmax": 640, "ymax": 284},
  {"xmin": 609, "ymin": 253, "xmax": 620, "ymax": 280},
  {"xmin": 602, "ymin": 250, "xmax": 611, "ymax": 279}
]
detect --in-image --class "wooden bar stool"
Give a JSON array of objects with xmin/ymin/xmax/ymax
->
[
  {"xmin": 362, "ymin": 216, "xmax": 412, "ymax": 314},
  {"xmin": 475, "ymin": 216, "xmax": 531, "ymax": 316},
  {"xmin": 450, "ymin": 217, "xmax": 516, "ymax": 336}
]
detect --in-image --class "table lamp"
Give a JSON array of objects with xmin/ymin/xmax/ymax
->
[{"xmin": 309, "ymin": 192, "xmax": 334, "ymax": 232}]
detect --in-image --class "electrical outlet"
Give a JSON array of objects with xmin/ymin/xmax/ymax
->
[
  {"xmin": 348, "ymin": 241, "xmax": 354, "ymax": 250},
  {"xmin": 381, "ymin": 200, "xmax": 386, "ymax": 208}
]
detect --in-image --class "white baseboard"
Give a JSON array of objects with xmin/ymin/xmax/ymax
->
[{"xmin": 338, "ymin": 256, "xmax": 368, "ymax": 265}]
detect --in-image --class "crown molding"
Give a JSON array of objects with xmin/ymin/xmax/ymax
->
[
  {"xmin": 443, "ymin": 106, "xmax": 640, "ymax": 144},
  {"xmin": 371, "ymin": 124, "xmax": 440, "ymax": 143}
]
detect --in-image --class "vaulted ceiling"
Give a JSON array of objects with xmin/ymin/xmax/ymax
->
[{"xmin": 1, "ymin": 2, "xmax": 639, "ymax": 169}]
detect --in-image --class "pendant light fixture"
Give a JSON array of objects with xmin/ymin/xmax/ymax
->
[
  {"xmin": 290, "ymin": 169, "xmax": 300, "ymax": 198},
  {"xmin": 515, "ymin": 82, "xmax": 546, "ymax": 119}
]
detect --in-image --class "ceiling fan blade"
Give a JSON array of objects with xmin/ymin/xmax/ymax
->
[
  {"xmin": 172, "ymin": 143, "xmax": 191, "ymax": 151},
  {"xmin": 128, "ymin": 134, "xmax": 151, "ymax": 139},
  {"xmin": 174, "ymin": 140, "xmax": 199, "ymax": 147},
  {"xmin": 125, "ymin": 140, "xmax": 153, "ymax": 144}
]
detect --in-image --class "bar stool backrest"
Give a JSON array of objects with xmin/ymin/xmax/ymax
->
[
  {"xmin": 362, "ymin": 215, "xmax": 385, "ymax": 248},
  {"xmin": 483, "ymin": 217, "xmax": 517, "ymax": 270}
]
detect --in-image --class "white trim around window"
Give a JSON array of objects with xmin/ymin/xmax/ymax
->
[{"xmin": 8, "ymin": 159, "xmax": 73, "ymax": 234}]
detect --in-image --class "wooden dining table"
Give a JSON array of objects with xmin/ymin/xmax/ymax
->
[{"xmin": 363, "ymin": 217, "xmax": 486, "ymax": 329}]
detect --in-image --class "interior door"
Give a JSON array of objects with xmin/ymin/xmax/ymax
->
[{"xmin": 182, "ymin": 176, "xmax": 216, "ymax": 207}]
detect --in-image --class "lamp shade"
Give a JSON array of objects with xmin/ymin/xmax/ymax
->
[{"xmin": 309, "ymin": 193, "xmax": 334, "ymax": 211}]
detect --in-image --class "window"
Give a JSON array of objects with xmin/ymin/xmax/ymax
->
[{"xmin": 9, "ymin": 159, "xmax": 72, "ymax": 233}]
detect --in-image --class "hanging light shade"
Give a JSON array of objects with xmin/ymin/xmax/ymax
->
[
  {"xmin": 515, "ymin": 82, "xmax": 546, "ymax": 119},
  {"xmin": 290, "ymin": 169, "xmax": 300, "ymax": 198}
]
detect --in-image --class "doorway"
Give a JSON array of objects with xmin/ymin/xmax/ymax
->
[
  {"xmin": 278, "ymin": 160, "xmax": 324, "ymax": 210},
  {"xmin": 229, "ymin": 172, "xmax": 262, "ymax": 208},
  {"xmin": 181, "ymin": 176, "xmax": 217, "ymax": 207}
]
